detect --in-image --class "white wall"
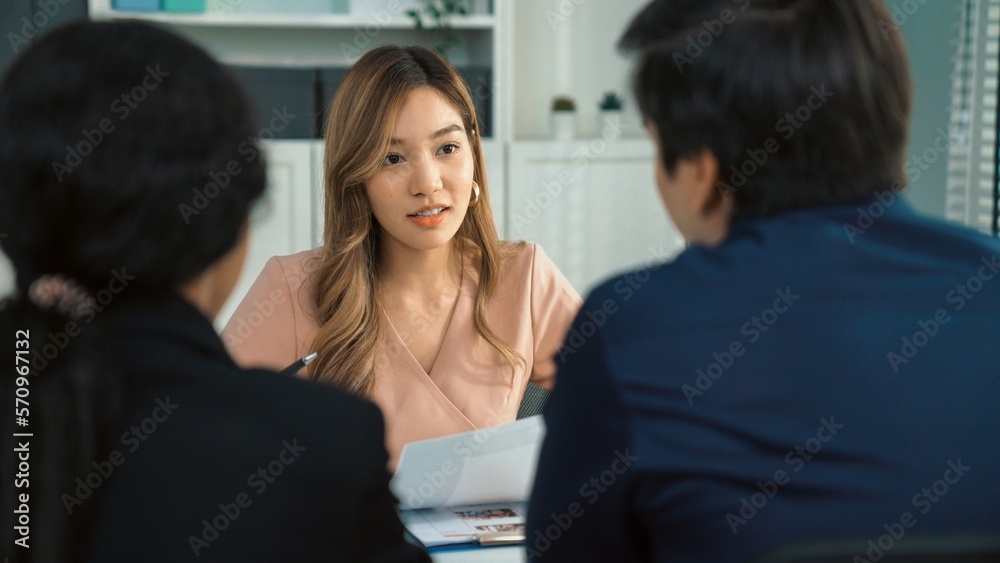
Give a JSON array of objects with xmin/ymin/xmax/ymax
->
[
  {"xmin": 891, "ymin": 0, "xmax": 962, "ymax": 218},
  {"xmin": 512, "ymin": 0, "xmax": 647, "ymax": 139}
]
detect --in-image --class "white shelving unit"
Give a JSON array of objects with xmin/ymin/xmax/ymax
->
[
  {"xmin": 88, "ymin": 8, "xmax": 494, "ymax": 29},
  {"xmin": 88, "ymin": 1, "xmax": 508, "ymax": 138},
  {"xmin": 88, "ymin": 0, "xmax": 495, "ymax": 25}
]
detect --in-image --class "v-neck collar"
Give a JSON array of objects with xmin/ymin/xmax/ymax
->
[{"xmin": 381, "ymin": 257, "xmax": 477, "ymax": 381}]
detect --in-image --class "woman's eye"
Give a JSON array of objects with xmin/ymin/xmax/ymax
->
[
  {"xmin": 383, "ymin": 154, "xmax": 403, "ymax": 165},
  {"xmin": 438, "ymin": 143, "xmax": 459, "ymax": 155}
]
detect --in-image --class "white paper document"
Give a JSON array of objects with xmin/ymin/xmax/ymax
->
[{"xmin": 390, "ymin": 416, "xmax": 546, "ymax": 548}]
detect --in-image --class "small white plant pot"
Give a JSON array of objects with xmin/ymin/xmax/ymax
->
[
  {"xmin": 551, "ymin": 111, "xmax": 576, "ymax": 141},
  {"xmin": 598, "ymin": 110, "xmax": 622, "ymax": 138}
]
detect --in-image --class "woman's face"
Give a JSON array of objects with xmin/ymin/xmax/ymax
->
[{"xmin": 365, "ymin": 86, "xmax": 475, "ymax": 257}]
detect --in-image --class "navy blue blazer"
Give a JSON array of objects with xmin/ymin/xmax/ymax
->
[
  {"xmin": 83, "ymin": 294, "xmax": 429, "ymax": 562},
  {"xmin": 527, "ymin": 198, "xmax": 1000, "ymax": 562}
]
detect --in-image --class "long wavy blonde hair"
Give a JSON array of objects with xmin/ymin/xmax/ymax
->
[{"xmin": 308, "ymin": 45, "xmax": 523, "ymax": 398}]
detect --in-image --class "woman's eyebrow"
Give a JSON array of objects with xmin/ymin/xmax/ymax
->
[{"xmin": 389, "ymin": 124, "xmax": 462, "ymax": 146}]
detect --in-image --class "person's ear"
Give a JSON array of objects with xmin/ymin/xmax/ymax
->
[
  {"xmin": 674, "ymin": 149, "xmax": 732, "ymax": 246},
  {"xmin": 683, "ymin": 149, "xmax": 726, "ymax": 218}
]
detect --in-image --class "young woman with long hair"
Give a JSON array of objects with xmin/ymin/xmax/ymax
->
[{"xmin": 223, "ymin": 45, "xmax": 581, "ymax": 468}]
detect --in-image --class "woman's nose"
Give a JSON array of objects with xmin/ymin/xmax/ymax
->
[{"xmin": 409, "ymin": 158, "xmax": 443, "ymax": 197}]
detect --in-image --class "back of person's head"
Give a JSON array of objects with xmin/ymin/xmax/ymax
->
[
  {"xmin": 622, "ymin": 0, "xmax": 913, "ymax": 220},
  {"xmin": 0, "ymin": 20, "xmax": 265, "ymax": 562}
]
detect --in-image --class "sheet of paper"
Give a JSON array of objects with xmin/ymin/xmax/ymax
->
[{"xmin": 391, "ymin": 415, "xmax": 546, "ymax": 510}]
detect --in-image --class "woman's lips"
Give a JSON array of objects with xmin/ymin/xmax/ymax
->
[{"xmin": 408, "ymin": 206, "xmax": 448, "ymax": 227}]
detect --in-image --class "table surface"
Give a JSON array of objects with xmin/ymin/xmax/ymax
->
[{"xmin": 430, "ymin": 546, "xmax": 525, "ymax": 562}]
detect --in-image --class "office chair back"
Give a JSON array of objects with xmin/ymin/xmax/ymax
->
[{"xmin": 517, "ymin": 382, "xmax": 549, "ymax": 419}]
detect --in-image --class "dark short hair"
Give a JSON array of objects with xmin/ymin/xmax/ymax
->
[
  {"xmin": 0, "ymin": 20, "xmax": 266, "ymax": 294},
  {"xmin": 622, "ymin": 0, "xmax": 913, "ymax": 220}
]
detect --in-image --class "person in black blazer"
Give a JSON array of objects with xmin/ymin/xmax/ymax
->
[
  {"xmin": 85, "ymin": 294, "xmax": 425, "ymax": 562},
  {"xmin": 0, "ymin": 21, "xmax": 428, "ymax": 563},
  {"xmin": 527, "ymin": 1, "xmax": 1000, "ymax": 561}
]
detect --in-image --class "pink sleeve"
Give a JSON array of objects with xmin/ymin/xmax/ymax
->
[
  {"xmin": 529, "ymin": 244, "xmax": 583, "ymax": 390},
  {"xmin": 221, "ymin": 256, "xmax": 300, "ymax": 372}
]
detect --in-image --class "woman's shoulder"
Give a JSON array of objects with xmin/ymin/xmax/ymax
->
[
  {"xmin": 248, "ymin": 247, "xmax": 325, "ymax": 302},
  {"xmin": 493, "ymin": 241, "xmax": 574, "ymax": 295},
  {"xmin": 501, "ymin": 241, "xmax": 558, "ymax": 274},
  {"xmin": 265, "ymin": 247, "xmax": 324, "ymax": 283},
  {"xmin": 460, "ymin": 240, "xmax": 567, "ymax": 291},
  {"xmin": 222, "ymin": 247, "xmax": 323, "ymax": 357},
  {"xmin": 500, "ymin": 239, "xmax": 533, "ymax": 264}
]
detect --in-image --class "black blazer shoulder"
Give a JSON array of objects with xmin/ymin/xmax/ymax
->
[{"xmin": 84, "ymin": 294, "xmax": 427, "ymax": 562}]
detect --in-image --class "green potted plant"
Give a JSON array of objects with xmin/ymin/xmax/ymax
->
[
  {"xmin": 408, "ymin": 0, "xmax": 469, "ymax": 56},
  {"xmin": 598, "ymin": 91, "xmax": 623, "ymax": 136},
  {"xmin": 551, "ymin": 96, "xmax": 577, "ymax": 141}
]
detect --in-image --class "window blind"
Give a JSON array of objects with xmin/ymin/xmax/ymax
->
[{"xmin": 945, "ymin": 0, "xmax": 1000, "ymax": 235}]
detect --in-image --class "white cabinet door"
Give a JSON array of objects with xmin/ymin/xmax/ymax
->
[
  {"xmin": 311, "ymin": 142, "xmax": 326, "ymax": 248},
  {"xmin": 507, "ymin": 139, "xmax": 685, "ymax": 296},
  {"xmin": 215, "ymin": 139, "xmax": 318, "ymax": 330},
  {"xmin": 480, "ymin": 138, "xmax": 507, "ymax": 238}
]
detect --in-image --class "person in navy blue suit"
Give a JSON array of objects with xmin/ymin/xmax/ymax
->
[{"xmin": 527, "ymin": 1, "xmax": 1000, "ymax": 561}]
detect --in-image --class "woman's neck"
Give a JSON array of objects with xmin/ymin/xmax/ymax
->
[{"xmin": 378, "ymin": 240, "xmax": 463, "ymax": 300}]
